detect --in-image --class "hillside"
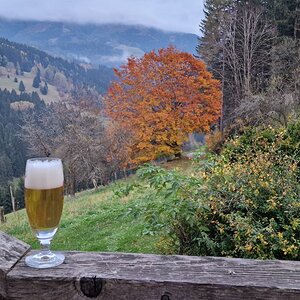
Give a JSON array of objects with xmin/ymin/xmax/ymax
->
[
  {"xmin": 0, "ymin": 37, "xmax": 114, "ymax": 94},
  {"xmin": 0, "ymin": 38, "xmax": 115, "ymax": 213},
  {"xmin": 0, "ymin": 67, "xmax": 60, "ymax": 103},
  {"xmin": 0, "ymin": 159, "xmax": 192, "ymax": 253},
  {"xmin": 0, "ymin": 87, "xmax": 46, "ymax": 190},
  {"xmin": 1, "ymin": 184, "xmax": 159, "ymax": 253},
  {"xmin": 0, "ymin": 19, "xmax": 198, "ymax": 67}
]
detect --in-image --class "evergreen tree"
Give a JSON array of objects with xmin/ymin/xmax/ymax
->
[
  {"xmin": 0, "ymin": 55, "xmax": 8, "ymax": 67},
  {"xmin": 198, "ymin": 0, "xmax": 275, "ymax": 128},
  {"xmin": 0, "ymin": 154, "xmax": 13, "ymax": 185},
  {"xmin": 40, "ymin": 81, "xmax": 48, "ymax": 95},
  {"xmin": 18, "ymin": 80, "xmax": 25, "ymax": 92},
  {"xmin": 199, "ymin": 0, "xmax": 299, "ymax": 130},
  {"xmin": 261, "ymin": 0, "xmax": 299, "ymax": 38},
  {"xmin": 0, "ymin": 184, "xmax": 12, "ymax": 213},
  {"xmin": 32, "ymin": 72, "xmax": 41, "ymax": 88},
  {"xmin": 15, "ymin": 178, "xmax": 25, "ymax": 210},
  {"xmin": 0, "ymin": 87, "xmax": 46, "ymax": 213},
  {"xmin": 15, "ymin": 62, "xmax": 21, "ymax": 75}
]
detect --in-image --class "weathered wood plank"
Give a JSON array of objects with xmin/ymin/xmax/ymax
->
[
  {"xmin": 0, "ymin": 231, "xmax": 30, "ymax": 299},
  {"xmin": 6, "ymin": 251, "xmax": 300, "ymax": 300}
]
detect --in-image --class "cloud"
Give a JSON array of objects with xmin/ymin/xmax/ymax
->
[
  {"xmin": 0, "ymin": 0, "xmax": 204, "ymax": 34},
  {"xmin": 99, "ymin": 44, "xmax": 145, "ymax": 65},
  {"xmin": 71, "ymin": 55, "xmax": 91, "ymax": 64}
]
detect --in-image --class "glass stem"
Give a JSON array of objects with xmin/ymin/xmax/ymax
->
[{"xmin": 40, "ymin": 239, "xmax": 52, "ymax": 256}]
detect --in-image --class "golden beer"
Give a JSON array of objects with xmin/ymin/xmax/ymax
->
[
  {"xmin": 25, "ymin": 186, "xmax": 64, "ymax": 230},
  {"xmin": 24, "ymin": 157, "xmax": 65, "ymax": 268}
]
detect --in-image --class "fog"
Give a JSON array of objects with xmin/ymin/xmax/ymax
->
[{"xmin": 0, "ymin": 0, "xmax": 204, "ymax": 34}]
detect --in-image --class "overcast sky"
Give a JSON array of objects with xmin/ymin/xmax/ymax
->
[{"xmin": 0, "ymin": 0, "xmax": 204, "ymax": 34}]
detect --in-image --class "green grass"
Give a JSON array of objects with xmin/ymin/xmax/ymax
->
[
  {"xmin": 1, "ymin": 159, "xmax": 193, "ymax": 254},
  {"xmin": 1, "ymin": 185, "xmax": 160, "ymax": 253}
]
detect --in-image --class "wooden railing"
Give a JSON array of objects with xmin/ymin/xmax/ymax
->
[{"xmin": 1, "ymin": 231, "xmax": 300, "ymax": 300}]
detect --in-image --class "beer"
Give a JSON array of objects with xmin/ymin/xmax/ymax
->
[
  {"xmin": 25, "ymin": 186, "xmax": 63, "ymax": 230},
  {"xmin": 24, "ymin": 157, "xmax": 65, "ymax": 269},
  {"xmin": 25, "ymin": 158, "xmax": 64, "ymax": 231}
]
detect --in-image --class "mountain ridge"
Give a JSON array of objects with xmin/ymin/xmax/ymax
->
[
  {"xmin": 0, "ymin": 37, "xmax": 114, "ymax": 95},
  {"xmin": 0, "ymin": 18, "xmax": 198, "ymax": 66}
]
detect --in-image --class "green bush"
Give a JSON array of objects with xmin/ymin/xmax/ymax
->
[{"xmin": 136, "ymin": 123, "xmax": 300, "ymax": 259}]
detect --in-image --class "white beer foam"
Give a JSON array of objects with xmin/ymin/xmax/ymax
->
[{"xmin": 25, "ymin": 158, "xmax": 64, "ymax": 189}]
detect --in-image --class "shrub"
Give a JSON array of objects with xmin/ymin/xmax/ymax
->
[
  {"xmin": 136, "ymin": 123, "xmax": 300, "ymax": 259},
  {"xmin": 205, "ymin": 130, "xmax": 224, "ymax": 154}
]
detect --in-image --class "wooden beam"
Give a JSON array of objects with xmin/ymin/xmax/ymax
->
[
  {"xmin": 6, "ymin": 250, "xmax": 300, "ymax": 300},
  {"xmin": 0, "ymin": 231, "xmax": 30, "ymax": 299}
]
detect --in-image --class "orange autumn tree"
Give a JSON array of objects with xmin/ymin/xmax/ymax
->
[{"xmin": 105, "ymin": 46, "xmax": 222, "ymax": 165}]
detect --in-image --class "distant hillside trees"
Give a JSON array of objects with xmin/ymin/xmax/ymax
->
[
  {"xmin": 32, "ymin": 68, "xmax": 41, "ymax": 88},
  {"xmin": 15, "ymin": 62, "xmax": 21, "ymax": 75},
  {"xmin": 22, "ymin": 101, "xmax": 131, "ymax": 195},
  {"xmin": 0, "ymin": 178, "xmax": 25, "ymax": 214},
  {"xmin": 263, "ymin": 0, "xmax": 299, "ymax": 39},
  {"xmin": 32, "ymin": 75, "xmax": 40, "ymax": 88},
  {"xmin": 0, "ymin": 88, "xmax": 45, "ymax": 212},
  {"xmin": 0, "ymin": 55, "xmax": 8, "ymax": 67},
  {"xmin": 53, "ymin": 72, "xmax": 69, "ymax": 92},
  {"xmin": 44, "ymin": 65, "xmax": 55, "ymax": 82},
  {"xmin": 0, "ymin": 38, "xmax": 114, "ymax": 94},
  {"xmin": 40, "ymin": 82, "xmax": 48, "ymax": 95},
  {"xmin": 18, "ymin": 80, "xmax": 25, "ymax": 92},
  {"xmin": 105, "ymin": 47, "xmax": 221, "ymax": 165}
]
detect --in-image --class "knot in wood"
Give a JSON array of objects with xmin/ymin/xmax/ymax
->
[
  {"xmin": 161, "ymin": 294, "xmax": 170, "ymax": 300},
  {"xmin": 80, "ymin": 276, "xmax": 103, "ymax": 298}
]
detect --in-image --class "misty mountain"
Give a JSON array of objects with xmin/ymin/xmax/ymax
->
[
  {"xmin": 0, "ymin": 18, "xmax": 198, "ymax": 66},
  {"xmin": 0, "ymin": 37, "xmax": 114, "ymax": 95}
]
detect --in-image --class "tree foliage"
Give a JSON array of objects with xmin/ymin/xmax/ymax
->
[
  {"xmin": 198, "ymin": 0, "xmax": 299, "ymax": 129},
  {"xmin": 135, "ymin": 123, "xmax": 300, "ymax": 259},
  {"xmin": 40, "ymin": 81, "xmax": 48, "ymax": 95},
  {"xmin": 105, "ymin": 47, "xmax": 221, "ymax": 164},
  {"xmin": 21, "ymin": 101, "xmax": 131, "ymax": 195},
  {"xmin": 0, "ymin": 88, "xmax": 45, "ymax": 213},
  {"xmin": 32, "ymin": 69, "xmax": 41, "ymax": 88},
  {"xmin": 18, "ymin": 80, "xmax": 25, "ymax": 92}
]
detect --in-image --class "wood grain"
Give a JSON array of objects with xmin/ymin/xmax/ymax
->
[
  {"xmin": 0, "ymin": 231, "xmax": 30, "ymax": 299},
  {"xmin": 6, "ymin": 250, "xmax": 300, "ymax": 300}
]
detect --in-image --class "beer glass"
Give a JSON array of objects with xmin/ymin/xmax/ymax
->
[{"xmin": 24, "ymin": 158, "xmax": 64, "ymax": 268}]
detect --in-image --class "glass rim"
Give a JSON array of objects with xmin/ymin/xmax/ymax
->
[{"xmin": 27, "ymin": 157, "xmax": 62, "ymax": 162}]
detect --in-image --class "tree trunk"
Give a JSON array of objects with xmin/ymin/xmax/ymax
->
[
  {"xmin": 9, "ymin": 186, "xmax": 15, "ymax": 212},
  {"xmin": 0, "ymin": 207, "xmax": 5, "ymax": 223},
  {"xmin": 295, "ymin": 3, "xmax": 300, "ymax": 40}
]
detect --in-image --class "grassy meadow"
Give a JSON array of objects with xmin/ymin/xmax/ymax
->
[
  {"xmin": 0, "ymin": 159, "xmax": 192, "ymax": 254},
  {"xmin": 0, "ymin": 68, "xmax": 61, "ymax": 103}
]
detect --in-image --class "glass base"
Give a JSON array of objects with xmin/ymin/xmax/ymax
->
[{"xmin": 25, "ymin": 251, "xmax": 65, "ymax": 269}]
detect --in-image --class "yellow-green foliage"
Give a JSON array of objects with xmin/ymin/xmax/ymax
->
[
  {"xmin": 137, "ymin": 122, "xmax": 300, "ymax": 259},
  {"xmin": 205, "ymin": 129, "xmax": 224, "ymax": 153}
]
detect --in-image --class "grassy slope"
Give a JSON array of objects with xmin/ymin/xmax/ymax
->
[
  {"xmin": 1, "ymin": 159, "xmax": 193, "ymax": 254},
  {"xmin": 0, "ymin": 69, "xmax": 61, "ymax": 103}
]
